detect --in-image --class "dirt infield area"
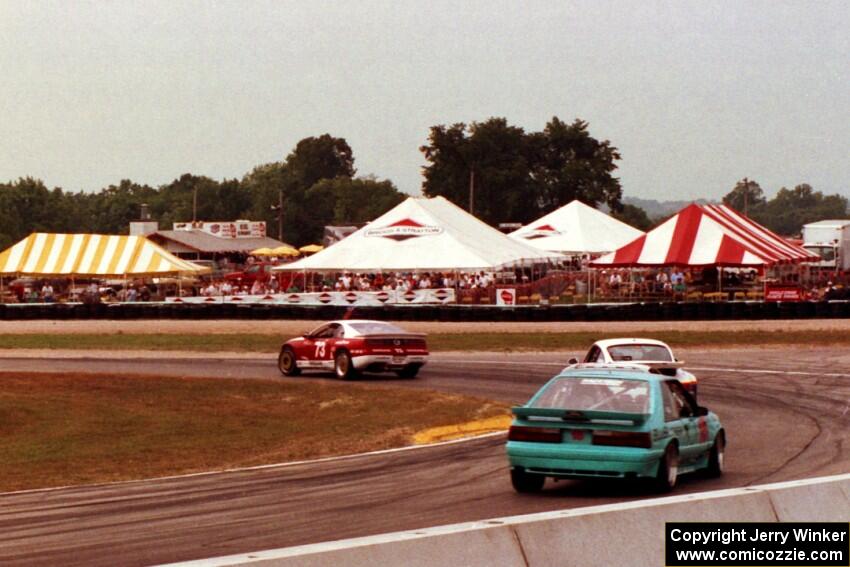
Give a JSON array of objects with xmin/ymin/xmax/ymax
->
[{"xmin": 1, "ymin": 318, "xmax": 848, "ymax": 335}]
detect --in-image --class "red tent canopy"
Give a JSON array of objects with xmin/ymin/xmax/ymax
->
[{"xmin": 591, "ymin": 204, "xmax": 819, "ymax": 267}]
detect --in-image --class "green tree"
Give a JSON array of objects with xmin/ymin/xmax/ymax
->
[
  {"xmin": 284, "ymin": 134, "xmax": 355, "ymax": 189},
  {"xmin": 723, "ymin": 178, "xmax": 767, "ymax": 217},
  {"xmin": 241, "ymin": 161, "xmax": 289, "ymax": 238},
  {"xmin": 86, "ymin": 179, "xmax": 158, "ymax": 233},
  {"xmin": 762, "ymin": 184, "xmax": 848, "ymax": 235},
  {"xmin": 532, "ymin": 117, "xmax": 623, "ymax": 213},
  {"xmin": 421, "ymin": 118, "xmax": 538, "ymax": 225},
  {"xmin": 241, "ymin": 135, "xmax": 358, "ymax": 244},
  {"xmin": 420, "ymin": 116, "xmax": 623, "ymax": 225},
  {"xmin": 304, "ymin": 176, "xmax": 406, "ymax": 241},
  {"xmin": 277, "ymin": 135, "xmax": 357, "ymax": 245},
  {"xmin": 612, "ymin": 203, "xmax": 653, "ymax": 231}
]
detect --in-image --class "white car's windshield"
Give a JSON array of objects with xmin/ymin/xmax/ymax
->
[
  {"xmin": 531, "ymin": 377, "xmax": 650, "ymax": 413},
  {"xmin": 608, "ymin": 344, "xmax": 673, "ymax": 362}
]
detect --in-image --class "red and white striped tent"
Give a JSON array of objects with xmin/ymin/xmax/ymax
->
[{"xmin": 591, "ymin": 204, "xmax": 818, "ymax": 267}]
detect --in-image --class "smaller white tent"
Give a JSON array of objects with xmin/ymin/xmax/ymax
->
[
  {"xmin": 274, "ymin": 196, "xmax": 562, "ymax": 272},
  {"xmin": 510, "ymin": 200, "xmax": 644, "ymax": 254}
]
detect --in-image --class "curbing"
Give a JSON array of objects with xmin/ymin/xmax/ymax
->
[{"xmin": 162, "ymin": 473, "xmax": 850, "ymax": 567}]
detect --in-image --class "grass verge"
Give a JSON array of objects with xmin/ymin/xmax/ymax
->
[
  {"xmin": 0, "ymin": 330, "xmax": 846, "ymax": 352},
  {"xmin": 0, "ymin": 372, "xmax": 507, "ymax": 492}
]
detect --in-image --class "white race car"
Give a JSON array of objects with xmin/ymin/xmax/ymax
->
[{"xmin": 568, "ymin": 338, "xmax": 698, "ymax": 396}]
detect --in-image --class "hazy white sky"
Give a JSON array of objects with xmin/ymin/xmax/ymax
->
[{"xmin": 1, "ymin": 1, "xmax": 848, "ymax": 201}]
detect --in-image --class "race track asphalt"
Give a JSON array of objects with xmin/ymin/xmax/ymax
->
[{"xmin": 1, "ymin": 347, "xmax": 849, "ymax": 566}]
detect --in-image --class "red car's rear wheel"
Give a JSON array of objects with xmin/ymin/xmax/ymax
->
[{"xmin": 334, "ymin": 350, "xmax": 357, "ymax": 380}]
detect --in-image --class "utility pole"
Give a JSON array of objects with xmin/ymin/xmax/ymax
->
[
  {"xmin": 469, "ymin": 169, "xmax": 475, "ymax": 215},
  {"xmin": 277, "ymin": 188, "xmax": 284, "ymax": 241},
  {"xmin": 192, "ymin": 187, "xmax": 198, "ymax": 223},
  {"xmin": 742, "ymin": 177, "xmax": 749, "ymax": 216},
  {"xmin": 271, "ymin": 188, "xmax": 284, "ymax": 241}
]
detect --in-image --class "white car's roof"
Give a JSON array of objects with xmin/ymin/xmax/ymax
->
[{"xmin": 594, "ymin": 338, "xmax": 672, "ymax": 350}]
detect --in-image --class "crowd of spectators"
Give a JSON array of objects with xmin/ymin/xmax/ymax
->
[
  {"xmin": 199, "ymin": 278, "xmax": 280, "ymax": 297},
  {"xmin": 318, "ymin": 271, "xmax": 495, "ymax": 293},
  {"xmin": 595, "ymin": 267, "xmax": 761, "ymax": 298},
  {"xmin": 2, "ymin": 264, "xmax": 848, "ymax": 303}
]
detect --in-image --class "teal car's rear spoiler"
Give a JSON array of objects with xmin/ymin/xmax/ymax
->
[{"xmin": 512, "ymin": 406, "xmax": 650, "ymax": 425}]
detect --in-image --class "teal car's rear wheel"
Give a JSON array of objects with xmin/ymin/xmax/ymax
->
[
  {"xmin": 654, "ymin": 443, "xmax": 679, "ymax": 492},
  {"xmin": 511, "ymin": 468, "xmax": 545, "ymax": 493},
  {"xmin": 706, "ymin": 431, "xmax": 725, "ymax": 477}
]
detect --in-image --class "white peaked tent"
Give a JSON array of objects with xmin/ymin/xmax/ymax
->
[
  {"xmin": 273, "ymin": 196, "xmax": 562, "ymax": 272},
  {"xmin": 510, "ymin": 200, "xmax": 644, "ymax": 254}
]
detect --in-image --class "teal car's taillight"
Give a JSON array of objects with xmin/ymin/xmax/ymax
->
[
  {"xmin": 591, "ymin": 430, "xmax": 652, "ymax": 449},
  {"xmin": 508, "ymin": 425, "xmax": 562, "ymax": 443}
]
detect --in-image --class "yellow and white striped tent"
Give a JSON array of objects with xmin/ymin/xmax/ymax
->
[{"xmin": 0, "ymin": 233, "xmax": 211, "ymax": 277}]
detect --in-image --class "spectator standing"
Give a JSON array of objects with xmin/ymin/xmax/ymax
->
[
  {"xmin": 221, "ymin": 280, "xmax": 233, "ymax": 296},
  {"xmin": 671, "ymin": 269, "xmax": 686, "ymax": 295},
  {"xmin": 41, "ymin": 282, "xmax": 55, "ymax": 303},
  {"xmin": 251, "ymin": 279, "xmax": 265, "ymax": 295}
]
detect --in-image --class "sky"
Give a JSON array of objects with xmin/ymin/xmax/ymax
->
[{"xmin": 1, "ymin": 1, "xmax": 848, "ymax": 202}]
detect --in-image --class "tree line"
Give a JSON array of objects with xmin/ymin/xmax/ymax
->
[
  {"xmin": 722, "ymin": 179, "xmax": 848, "ymax": 236},
  {"xmin": 1, "ymin": 118, "xmax": 846, "ymax": 252},
  {"xmin": 0, "ymin": 134, "xmax": 406, "ymax": 250}
]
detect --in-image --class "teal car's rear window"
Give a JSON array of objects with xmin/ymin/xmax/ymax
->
[{"xmin": 532, "ymin": 377, "xmax": 650, "ymax": 413}]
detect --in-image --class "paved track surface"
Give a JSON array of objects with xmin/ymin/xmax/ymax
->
[{"xmin": 1, "ymin": 348, "xmax": 849, "ymax": 566}]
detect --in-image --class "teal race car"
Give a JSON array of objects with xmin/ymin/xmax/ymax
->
[{"xmin": 506, "ymin": 364, "xmax": 725, "ymax": 493}]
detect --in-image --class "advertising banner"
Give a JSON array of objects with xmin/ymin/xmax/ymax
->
[
  {"xmin": 172, "ymin": 221, "xmax": 266, "ymax": 238},
  {"xmin": 764, "ymin": 284, "xmax": 804, "ymax": 302},
  {"xmin": 496, "ymin": 288, "xmax": 517, "ymax": 306},
  {"xmin": 165, "ymin": 288, "xmax": 456, "ymax": 306}
]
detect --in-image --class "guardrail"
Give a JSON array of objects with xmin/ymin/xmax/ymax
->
[
  {"xmin": 0, "ymin": 300, "xmax": 848, "ymax": 321},
  {"xmin": 164, "ymin": 473, "xmax": 850, "ymax": 567}
]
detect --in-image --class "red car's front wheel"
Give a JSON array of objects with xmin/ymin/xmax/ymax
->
[{"xmin": 278, "ymin": 346, "xmax": 300, "ymax": 377}]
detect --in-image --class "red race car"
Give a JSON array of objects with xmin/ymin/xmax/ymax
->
[{"xmin": 278, "ymin": 320, "xmax": 429, "ymax": 379}]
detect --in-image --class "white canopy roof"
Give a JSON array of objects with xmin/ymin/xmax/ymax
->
[
  {"xmin": 274, "ymin": 196, "xmax": 562, "ymax": 272},
  {"xmin": 510, "ymin": 200, "xmax": 644, "ymax": 254}
]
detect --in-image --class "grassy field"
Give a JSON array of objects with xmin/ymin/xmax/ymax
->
[
  {"xmin": 0, "ymin": 372, "xmax": 508, "ymax": 492},
  {"xmin": 0, "ymin": 329, "xmax": 847, "ymax": 352}
]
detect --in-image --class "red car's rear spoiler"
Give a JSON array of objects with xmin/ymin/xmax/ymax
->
[{"xmin": 362, "ymin": 333, "xmax": 427, "ymax": 339}]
